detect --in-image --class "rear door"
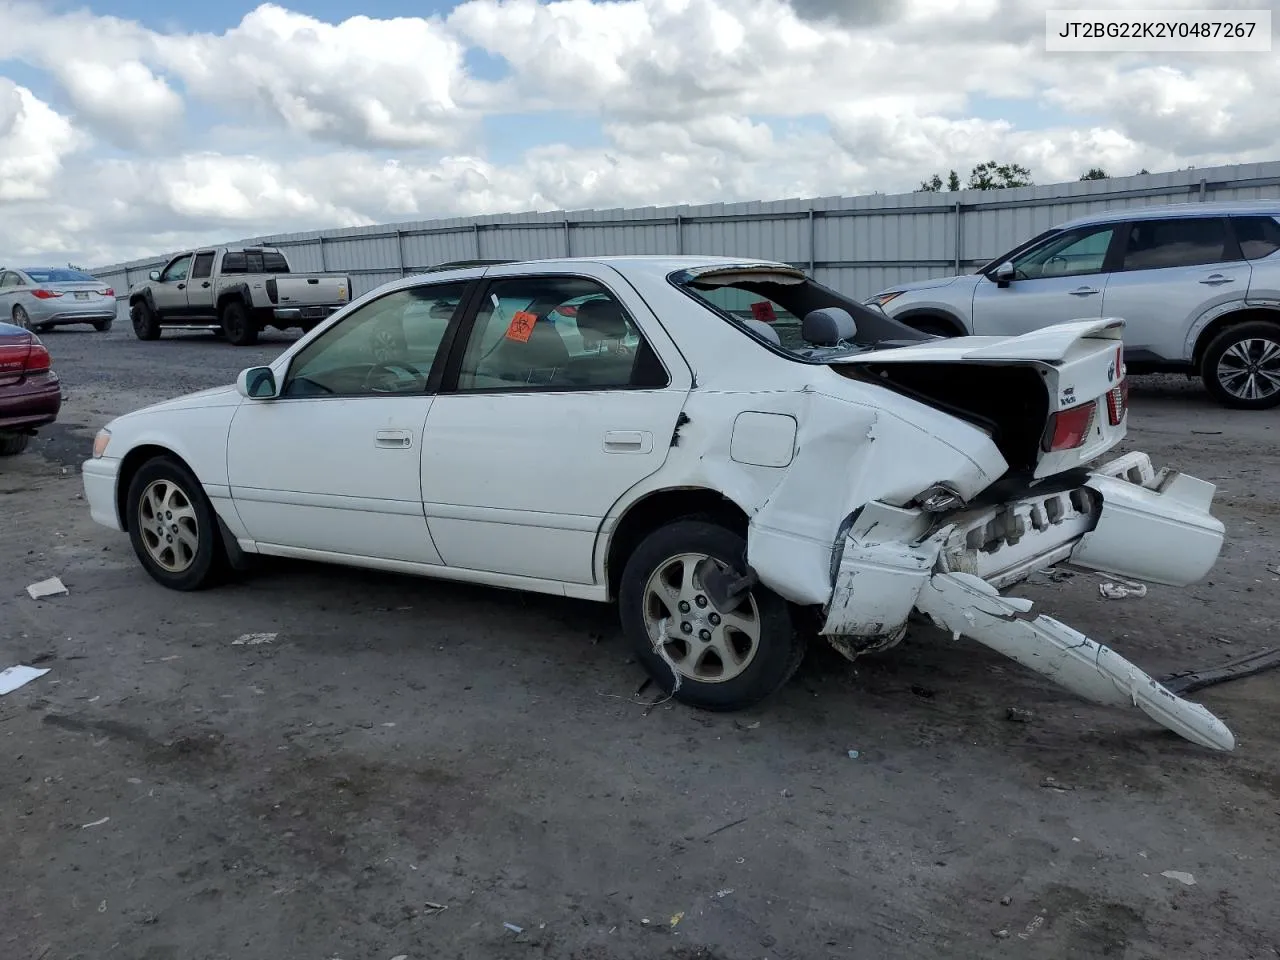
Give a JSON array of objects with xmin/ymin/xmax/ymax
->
[
  {"xmin": 1100, "ymin": 216, "xmax": 1249, "ymax": 362},
  {"xmin": 184, "ymin": 251, "xmax": 217, "ymax": 320},
  {"xmin": 0, "ymin": 272, "xmax": 21, "ymax": 320},
  {"xmin": 420, "ymin": 263, "xmax": 690, "ymax": 586},
  {"xmin": 971, "ymin": 222, "xmax": 1118, "ymax": 336}
]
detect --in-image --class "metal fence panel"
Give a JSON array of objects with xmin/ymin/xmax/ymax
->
[{"xmin": 92, "ymin": 160, "xmax": 1280, "ymax": 302}]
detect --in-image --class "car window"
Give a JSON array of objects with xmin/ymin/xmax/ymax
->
[
  {"xmin": 1011, "ymin": 225, "xmax": 1115, "ymax": 279},
  {"xmin": 282, "ymin": 281, "xmax": 470, "ymax": 398},
  {"xmin": 455, "ymin": 276, "xmax": 667, "ymax": 391},
  {"xmin": 1119, "ymin": 218, "xmax": 1232, "ymax": 271},
  {"xmin": 191, "ymin": 252, "xmax": 215, "ymax": 279},
  {"xmin": 0, "ymin": 272, "xmax": 19, "ymax": 288},
  {"xmin": 1233, "ymin": 216, "xmax": 1280, "ymax": 260},
  {"xmin": 24, "ymin": 268, "xmax": 98, "ymax": 283},
  {"xmin": 161, "ymin": 256, "xmax": 192, "ymax": 283}
]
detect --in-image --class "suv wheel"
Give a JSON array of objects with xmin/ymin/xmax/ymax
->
[
  {"xmin": 1201, "ymin": 321, "xmax": 1280, "ymax": 410},
  {"xmin": 618, "ymin": 520, "xmax": 804, "ymax": 711}
]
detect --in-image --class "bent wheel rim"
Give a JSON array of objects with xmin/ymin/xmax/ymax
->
[
  {"xmin": 641, "ymin": 552, "xmax": 762, "ymax": 684},
  {"xmin": 139, "ymin": 478, "xmax": 199, "ymax": 573},
  {"xmin": 1217, "ymin": 337, "xmax": 1280, "ymax": 401}
]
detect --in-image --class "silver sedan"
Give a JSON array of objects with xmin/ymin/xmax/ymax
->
[{"xmin": 0, "ymin": 267, "xmax": 117, "ymax": 333}]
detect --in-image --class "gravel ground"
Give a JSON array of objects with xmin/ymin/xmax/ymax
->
[{"xmin": 2, "ymin": 313, "xmax": 1279, "ymax": 960}]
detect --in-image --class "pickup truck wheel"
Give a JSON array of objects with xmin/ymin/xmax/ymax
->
[
  {"xmin": 0, "ymin": 434, "xmax": 30, "ymax": 456},
  {"xmin": 1201, "ymin": 321, "xmax": 1280, "ymax": 410},
  {"xmin": 220, "ymin": 300, "xmax": 258, "ymax": 346},
  {"xmin": 130, "ymin": 302, "xmax": 160, "ymax": 340},
  {"xmin": 125, "ymin": 456, "xmax": 226, "ymax": 591},
  {"xmin": 619, "ymin": 520, "xmax": 803, "ymax": 711}
]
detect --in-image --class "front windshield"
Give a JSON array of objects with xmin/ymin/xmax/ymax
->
[{"xmin": 671, "ymin": 268, "xmax": 925, "ymax": 361}]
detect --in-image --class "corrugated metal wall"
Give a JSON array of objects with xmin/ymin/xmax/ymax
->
[{"xmin": 92, "ymin": 161, "xmax": 1280, "ymax": 302}]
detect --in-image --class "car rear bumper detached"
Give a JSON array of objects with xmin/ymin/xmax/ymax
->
[
  {"xmin": 82, "ymin": 456, "xmax": 123, "ymax": 531},
  {"xmin": 820, "ymin": 451, "xmax": 1234, "ymax": 751}
]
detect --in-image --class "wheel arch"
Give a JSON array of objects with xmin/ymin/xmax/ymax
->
[
  {"xmin": 128, "ymin": 288, "xmax": 157, "ymax": 313},
  {"xmin": 1192, "ymin": 305, "xmax": 1280, "ymax": 368},
  {"xmin": 115, "ymin": 444, "xmax": 194, "ymax": 532},
  {"xmin": 215, "ymin": 285, "xmax": 251, "ymax": 313},
  {"xmin": 602, "ymin": 487, "xmax": 751, "ymax": 601},
  {"xmin": 892, "ymin": 308, "xmax": 968, "ymax": 337}
]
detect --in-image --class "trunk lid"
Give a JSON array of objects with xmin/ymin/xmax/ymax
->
[{"xmin": 835, "ymin": 318, "xmax": 1130, "ymax": 480}]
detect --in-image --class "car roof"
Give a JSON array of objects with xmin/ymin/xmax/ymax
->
[{"xmin": 1056, "ymin": 199, "xmax": 1280, "ymax": 231}]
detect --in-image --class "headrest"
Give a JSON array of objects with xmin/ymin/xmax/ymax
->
[
  {"xmin": 742, "ymin": 316, "xmax": 781, "ymax": 345},
  {"xmin": 575, "ymin": 298, "xmax": 629, "ymax": 340},
  {"xmin": 802, "ymin": 307, "xmax": 857, "ymax": 346}
]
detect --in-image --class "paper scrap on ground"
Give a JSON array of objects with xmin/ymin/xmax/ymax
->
[
  {"xmin": 0, "ymin": 664, "xmax": 51, "ymax": 696},
  {"xmin": 80, "ymin": 816, "xmax": 110, "ymax": 829},
  {"xmin": 233, "ymin": 633, "xmax": 277, "ymax": 646},
  {"xmin": 26, "ymin": 577, "xmax": 68, "ymax": 599},
  {"xmin": 1100, "ymin": 580, "xmax": 1148, "ymax": 600},
  {"xmin": 1161, "ymin": 870, "xmax": 1196, "ymax": 886}
]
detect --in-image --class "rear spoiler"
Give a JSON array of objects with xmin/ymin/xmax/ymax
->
[{"xmin": 835, "ymin": 318, "xmax": 1127, "ymax": 367}]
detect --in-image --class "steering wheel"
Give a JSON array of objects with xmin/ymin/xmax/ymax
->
[
  {"xmin": 362, "ymin": 361, "xmax": 427, "ymax": 392},
  {"xmin": 1043, "ymin": 254, "xmax": 1069, "ymax": 275}
]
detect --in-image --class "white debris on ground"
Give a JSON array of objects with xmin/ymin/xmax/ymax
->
[
  {"xmin": 233, "ymin": 633, "xmax": 277, "ymax": 646},
  {"xmin": 1161, "ymin": 870, "xmax": 1197, "ymax": 886},
  {"xmin": 1100, "ymin": 578, "xmax": 1148, "ymax": 599},
  {"xmin": 26, "ymin": 576, "xmax": 68, "ymax": 599},
  {"xmin": 0, "ymin": 664, "xmax": 51, "ymax": 696}
]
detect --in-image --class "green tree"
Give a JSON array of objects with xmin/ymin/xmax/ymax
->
[
  {"xmin": 966, "ymin": 161, "xmax": 1033, "ymax": 189},
  {"xmin": 1079, "ymin": 168, "xmax": 1109, "ymax": 180},
  {"xmin": 916, "ymin": 169, "xmax": 963, "ymax": 192}
]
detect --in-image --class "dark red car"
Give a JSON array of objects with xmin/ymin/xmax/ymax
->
[{"xmin": 0, "ymin": 320, "xmax": 61, "ymax": 456}]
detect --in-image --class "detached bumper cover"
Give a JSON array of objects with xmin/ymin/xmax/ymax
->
[{"xmin": 820, "ymin": 451, "xmax": 1234, "ymax": 750}]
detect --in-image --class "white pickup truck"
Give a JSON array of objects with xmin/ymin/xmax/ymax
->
[{"xmin": 127, "ymin": 246, "xmax": 352, "ymax": 346}]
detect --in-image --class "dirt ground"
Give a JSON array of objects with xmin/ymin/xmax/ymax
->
[{"xmin": 2, "ymin": 314, "xmax": 1279, "ymax": 960}]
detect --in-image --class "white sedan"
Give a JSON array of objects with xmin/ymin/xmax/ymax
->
[{"xmin": 83, "ymin": 256, "xmax": 1234, "ymax": 750}]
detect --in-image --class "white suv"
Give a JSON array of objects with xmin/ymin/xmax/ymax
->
[{"xmin": 865, "ymin": 201, "xmax": 1280, "ymax": 409}]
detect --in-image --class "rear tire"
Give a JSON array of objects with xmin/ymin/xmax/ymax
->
[
  {"xmin": 125, "ymin": 455, "xmax": 226, "ymax": 591},
  {"xmin": 0, "ymin": 434, "xmax": 30, "ymax": 456},
  {"xmin": 131, "ymin": 301, "xmax": 160, "ymax": 340},
  {"xmin": 1200, "ymin": 321, "xmax": 1280, "ymax": 410},
  {"xmin": 92, "ymin": 319, "xmax": 112, "ymax": 332},
  {"xmin": 220, "ymin": 300, "xmax": 258, "ymax": 346},
  {"xmin": 618, "ymin": 520, "xmax": 803, "ymax": 711},
  {"xmin": 11, "ymin": 305, "xmax": 30, "ymax": 329}
]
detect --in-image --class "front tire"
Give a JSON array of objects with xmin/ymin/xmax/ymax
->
[
  {"xmin": 1201, "ymin": 321, "xmax": 1280, "ymax": 410},
  {"xmin": 12, "ymin": 305, "xmax": 30, "ymax": 329},
  {"xmin": 220, "ymin": 300, "xmax": 258, "ymax": 346},
  {"xmin": 131, "ymin": 301, "xmax": 160, "ymax": 340},
  {"xmin": 618, "ymin": 520, "xmax": 803, "ymax": 711},
  {"xmin": 125, "ymin": 456, "xmax": 225, "ymax": 591}
]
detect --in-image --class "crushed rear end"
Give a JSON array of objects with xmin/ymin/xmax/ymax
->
[
  {"xmin": 819, "ymin": 320, "xmax": 1233, "ymax": 750},
  {"xmin": 0, "ymin": 324, "xmax": 62, "ymax": 441}
]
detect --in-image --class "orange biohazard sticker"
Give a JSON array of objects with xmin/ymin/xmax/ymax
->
[
  {"xmin": 504, "ymin": 310, "xmax": 538, "ymax": 343},
  {"xmin": 750, "ymin": 300, "xmax": 777, "ymax": 323}
]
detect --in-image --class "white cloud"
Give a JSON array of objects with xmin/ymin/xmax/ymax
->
[{"xmin": 0, "ymin": 0, "xmax": 1276, "ymax": 266}]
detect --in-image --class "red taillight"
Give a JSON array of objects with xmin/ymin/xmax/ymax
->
[
  {"xmin": 31, "ymin": 288, "xmax": 61, "ymax": 299},
  {"xmin": 25, "ymin": 342, "xmax": 51, "ymax": 373},
  {"xmin": 1106, "ymin": 377, "xmax": 1129, "ymax": 425},
  {"xmin": 1043, "ymin": 401, "xmax": 1097, "ymax": 452},
  {"xmin": 104, "ymin": 287, "xmax": 115, "ymax": 298}
]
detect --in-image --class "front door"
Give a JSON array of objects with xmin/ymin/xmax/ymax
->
[
  {"xmin": 226, "ymin": 279, "xmax": 474, "ymax": 563},
  {"xmin": 152, "ymin": 253, "xmax": 194, "ymax": 316},
  {"xmin": 971, "ymin": 222, "xmax": 1118, "ymax": 336},
  {"xmin": 421, "ymin": 271, "xmax": 688, "ymax": 585},
  {"xmin": 1101, "ymin": 216, "xmax": 1252, "ymax": 362}
]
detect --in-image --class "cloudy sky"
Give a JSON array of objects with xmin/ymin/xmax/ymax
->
[{"xmin": 0, "ymin": 0, "xmax": 1276, "ymax": 267}]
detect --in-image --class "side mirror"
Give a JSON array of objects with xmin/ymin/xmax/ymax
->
[
  {"xmin": 237, "ymin": 366, "xmax": 278, "ymax": 399},
  {"xmin": 148, "ymin": 270, "xmax": 160, "ymax": 281},
  {"xmin": 993, "ymin": 261, "xmax": 1015, "ymax": 287}
]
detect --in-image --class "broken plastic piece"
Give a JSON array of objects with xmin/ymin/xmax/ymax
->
[
  {"xmin": 1159, "ymin": 647, "xmax": 1280, "ymax": 695},
  {"xmin": 26, "ymin": 576, "xmax": 67, "ymax": 599},
  {"xmin": 503, "ymin": 922, "xmax": 523, "ymax": 934},
  {"xmin": 0, "ymin": 664, "xmax": 50, "ymax": 696},
  {"xmin": 233, "ymin": 633, "xmax": 277, "ymax": 646},
  {"xmin": 1100, "ymin": 579, "xmax": 1147, "ymax": 600},
  {"xmin": 916, "ymin": 571, "xmax": 1235, "ymax": 751}
]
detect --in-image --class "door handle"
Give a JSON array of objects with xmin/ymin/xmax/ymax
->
[
  {"xmin": 177, "ymin": 283, "xmax": 186, "ymax": 290},
  {"xmin": 374, "ymin": 429, "xmax": 413, "ymax": 449},
  {"xmin": 604, "ymin": 430, "xmax": 653, "ymax": 454},
  {"xmin": 1199, "ymin": 274, "xmax": 1234, "ymax": 285},
  {"xmin": 1068, "ymin": 286, "xmax": 1099, "ymax": 296},
  {"xmin": 201, "ymin": 281, "xmax": 211, "ymax": 288}
]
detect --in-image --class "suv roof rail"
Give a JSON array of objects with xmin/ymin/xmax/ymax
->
[{"xmin": 423, "ymin": 258, "xmax": 519, "ymax": 272}]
